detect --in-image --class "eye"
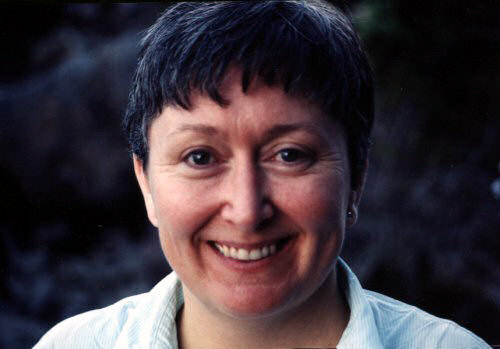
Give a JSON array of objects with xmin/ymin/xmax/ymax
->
[
  {"xmin": 277, "ymin": 148, "xmax": 303, "ymax": 162},
  {"xmin": 275, "ymin": 147, "xmax": 314, "ymax": 164},
  {"xmin": 184, "ymin": 149, "xmax": 215, "ymax": 167},
  {"xmin": 268, "ymin": 146, "xmax": 316, "ymax": 173}
]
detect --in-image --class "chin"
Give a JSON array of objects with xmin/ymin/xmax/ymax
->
[{"xmin": 208, "ymin": 282, "xmax": 306, "ymax": 320}]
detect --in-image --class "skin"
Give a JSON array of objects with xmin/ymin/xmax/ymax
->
[{"xmin": 134, "ymin": 70, "xmax": 365, "ymax": 348}]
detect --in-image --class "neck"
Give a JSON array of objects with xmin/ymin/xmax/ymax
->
[{"xmin": 176, "ymin": 268, "xmax": 350, "ymax": 349}]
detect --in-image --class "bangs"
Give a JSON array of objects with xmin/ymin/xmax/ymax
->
[
  {"xmin": 137, "ymin": 1, "xmax": 370, "ymax": 119},
  {"xmin": 124, "ymin": 1, "xmax": 373, "ymax": 187}
]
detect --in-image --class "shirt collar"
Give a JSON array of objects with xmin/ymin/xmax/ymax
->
[
  {"xmin": 115, "ymin": 259, "xmax": 384, "ymax": 348},
  {"xmin": 336, "ymin": 258, "xmax": 385, "ymax": 349},
  {"xmin": 113, "ymin": 272, "xmax": 183, "ymax": 349}
]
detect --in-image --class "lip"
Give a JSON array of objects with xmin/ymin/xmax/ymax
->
[
  {"xmin": 207, "ymin": 236, "xmax": 296, "ymax": 272},
  {"xmin": 208, "ymin": 237, "xmax": 290, "ymax": 250}
]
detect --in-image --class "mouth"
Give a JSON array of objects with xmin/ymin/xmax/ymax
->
[{"xmin": 209, "ymin": 238, "xmax": 292, "ymax": 262}]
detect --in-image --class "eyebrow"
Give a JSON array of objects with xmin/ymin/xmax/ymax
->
[
  {"xmin": 169, "ymin": 124, "xmax": 222, "ymax": 137},
  {"xmin": 169, "ymin": 121, "xmax": 328, "ymax": 141},
  {"xmin": 262, "ymin": 122, "xmax": 327, "ymax": 142}
]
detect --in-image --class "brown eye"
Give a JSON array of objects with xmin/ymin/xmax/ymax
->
[
  {"xmin": 278, "ymin": 148, "xmax": 304, "ymax": 162},
  {"xmin": 186, "ymin": 150, "xmax": 214, "ymax": 166}
]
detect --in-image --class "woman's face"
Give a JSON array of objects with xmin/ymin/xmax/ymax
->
[{"xmin": 134, "ymin": 71, "xmax": 361, "ymax": 319}]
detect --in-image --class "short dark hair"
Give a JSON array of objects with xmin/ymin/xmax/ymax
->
[{"xmin": 123, "ymin": 0, "xmax": 374, "ymax": 188}]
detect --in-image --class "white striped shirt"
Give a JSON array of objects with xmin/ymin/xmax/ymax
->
[{"xmin": 34, "ymin": 259, "xmax": 490, "ymax": 348}]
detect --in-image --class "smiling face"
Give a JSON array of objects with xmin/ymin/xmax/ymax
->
[{"xmin": 134, "ymin": 71, "xmax": 363, "ymax": 320}]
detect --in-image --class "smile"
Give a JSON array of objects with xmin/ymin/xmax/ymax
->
[{"xmin": 212, "ymin": 239, "xmax": 290, "ymax": 261}]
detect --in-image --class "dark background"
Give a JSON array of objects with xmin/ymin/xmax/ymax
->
[{"xmin": 0, "ymin": 2, "xmax": 498, "ymax": 347}]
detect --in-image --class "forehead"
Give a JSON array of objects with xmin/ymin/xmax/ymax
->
[
  {"xmin": 147, "ymin": 73, "xmax": 348, "ymax": 158},
  {"xmin": 152, "ymin": 70, "xmax": 338, "ymax": 141},
  {"xmin": 185, "ymin": 69, "xmax": 328, "ymax": 124}
]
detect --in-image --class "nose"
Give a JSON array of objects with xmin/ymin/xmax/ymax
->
[{"xmin": 220, "ymin": 157, "xmax": 274, "ymax": 232}]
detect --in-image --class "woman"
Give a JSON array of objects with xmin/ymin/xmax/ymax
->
[{"xmin": 35, "ymin": 1, "xmax": 489, "ymax": 348}]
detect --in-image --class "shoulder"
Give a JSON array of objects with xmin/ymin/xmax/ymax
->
[
  {"xmin": 33, "ymin": 293, "xmax": 145, "ymax": 349},
  {"xmin": 364, "ymin": 290, "xmax": 491, "ymax": 349},
  {"xmin": 34, "ymin": 272, "xmax": 181, "ymax": 349}
]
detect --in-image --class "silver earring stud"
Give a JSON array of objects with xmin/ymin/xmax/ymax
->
[{"xmin": 347, "ymin": 210, "xmax": 353, "ymax": 218}]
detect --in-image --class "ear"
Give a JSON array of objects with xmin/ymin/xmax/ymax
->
[
  {"xmin": 133, "ymin": 155, "xmax": 159, "ymax": 227},
  {"xmin": 346, "ymin": 159, "xmax": 368, "ymax": 228}
]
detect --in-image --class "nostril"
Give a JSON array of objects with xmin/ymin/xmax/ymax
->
[
  {"xmin": 220, "ymin": 200, "xmax": 274, "ymax": 232},
  {"xmin": 255, "ymin": 215, "xmax": 272, "ymax": 231},
  {"xmin": 262, "ymin": 201, "xmax": 274, "ymax": 220},
  {"xmin": 254, "ymin": 201, "xmax": 274, "ymax": 230}
]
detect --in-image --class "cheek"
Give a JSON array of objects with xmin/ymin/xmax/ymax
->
[
  {"xmin": 152, "ymin": 179, "xmax": 218, "ymax": 246},
  {"xmin": 271, "ymin": 176, "xmax": 347, "ymax": 285},
  {"xmin": 274, "ymin": 175, "xmax": 348, "ymax": 230}
]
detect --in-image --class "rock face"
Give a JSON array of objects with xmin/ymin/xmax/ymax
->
[{"xmin": 0, "ymin": 2, "xmax": 498, "ymax": 348}]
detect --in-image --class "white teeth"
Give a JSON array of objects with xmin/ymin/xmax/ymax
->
[
  {"xmin": 214, "ymin": 242, "xmax": 279, "ymax": 261},
  {"xmin": 230, "ymin": 247, "xmax": 238, "ymax": 258},
  {"xmin": 215, "ymin": 244, "xmax": 223, "ymax": 253},
  {"xmin": 237, "ymin": 248, "xmax": 249, "ymax": 260},
  {"xmin": 249, "ymin": 249, "xmax": 262, "ymax": 260}
]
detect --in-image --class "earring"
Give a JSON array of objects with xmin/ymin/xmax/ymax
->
[{"xmin": 347, "ymin": 210, "xmax": 353, "ymax": 218}]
